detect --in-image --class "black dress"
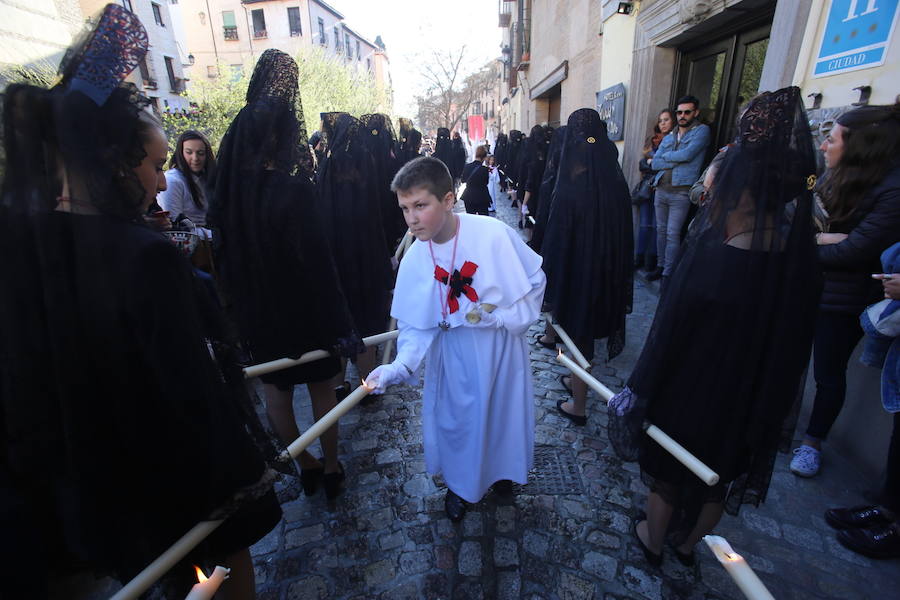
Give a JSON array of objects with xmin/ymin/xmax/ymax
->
[{"xmin": 460, "ymin": 160, "xmax": 491, "ymax": 215}]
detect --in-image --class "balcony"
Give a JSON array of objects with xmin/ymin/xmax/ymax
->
[
  {"xmin": 290, "ymin": 28, "xmax": 302, "ymax": 37},
  {"xmin": 253, "ymin": 29, "xmax": 268, "ymax": 39},
  {"xmin": 224, "ymin": 26, "xmax": 238, "ymax": 41},
  {"xmin": 170, "ymin": 78, "xmax": 185, "ymax": 94}
]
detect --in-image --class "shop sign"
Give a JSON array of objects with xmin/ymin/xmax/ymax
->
[
  {"xmin": 596, "ymin": 83, "xmax": 625, "ymax": 142},
  {"xmin": 814, "ymin": 0, "xmax": 900, "ymax": 77}
]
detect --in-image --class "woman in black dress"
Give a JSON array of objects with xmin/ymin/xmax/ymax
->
[
  {"xmin": 210, "ymin": 50, "xmax": 363, "ymax": 501},
  {"xmin": 0, "ymin": 6, "xmax": 280, "ymax": 597},
  {"xmin": 460, "ymin": 145, "xmax": 492, "ymax": 215},
  {"xmin": 609, "ymin": 87, "xmax": 822, "ymax": 566}
]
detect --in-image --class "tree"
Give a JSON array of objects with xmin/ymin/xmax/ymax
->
[
  {"xmin": 415, "ymin": 47, "xmax": 497, "ymax": 135},
  {"xmin": 161, "ymin": 45, "xmax": 392, "ymax": 153}
]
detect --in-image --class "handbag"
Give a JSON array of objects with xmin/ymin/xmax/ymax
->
[{"xmin": 631, "ymin": 175, "xmax": 652, "ymax": 206}]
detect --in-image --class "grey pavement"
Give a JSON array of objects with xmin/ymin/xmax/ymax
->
[{"xmin": 252, "ymin": 193, "xmax": 900, "ymax": 599}]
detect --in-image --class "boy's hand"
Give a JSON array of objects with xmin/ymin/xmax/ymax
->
[{"xmin": 365, "ymin": 362, "xmax": 407, "ymax": 394}]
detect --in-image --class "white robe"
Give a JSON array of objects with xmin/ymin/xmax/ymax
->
[{"xmin": 391, "ymin": 214, "xmax": 546, "ymax": 502}]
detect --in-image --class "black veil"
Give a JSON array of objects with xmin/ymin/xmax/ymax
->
[
  {"xmin": 530, "ymin": 125, "xmax": 566, "ymax": 253},
  {"xmin": 317, "ymin": 114, "xmax": 392, "ymax": 337},
  {"xmin": 506, "ymin": 129, "xmax": 524, "ymax": 187},
  {"xmin": 398, "ymin": 117, "xmax": 422, "ymax": 165},
  {"xmin": 1, "ymin": 5, "xmax": 280, "ymax": 593},
  {"xmin": 210, "ymin": 49, "xmax": 362, "ymax": 364},
  {"xmin": 541, "ymin": 110, "xmax": 632, "ymax": 360},
  {"xmin": 361, "ymin": 113, "xmax": 405, "ymax": 252},
  {"xmin": 433, "ymin": 126, "xmax": 453, "ymax": 170},
  {"xmin": 610, "ymin": 87, "xmax": 822, "ymax": 516}
]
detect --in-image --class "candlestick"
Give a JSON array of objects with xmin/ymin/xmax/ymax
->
[
  {"xmin": 645, "ymin": 425, "xmax": 720, "ymax": 486},
  {"xmin": 703, "ymin": 536, "xmax": 775, "ymax": 600},
  {"xmin": 550, "ymin": 322, "xmax": 591, "ymax": 369},
  {"xmin": 556, "ymin": 350, "xmax": 614, "ymax": 401},
  {"xmin": 243, "ymin": 330, "xmax": 400, "ymax": 378},
  {"xmin": 185, "ymin": 566, "xmax": 230, "ymax": 600}
]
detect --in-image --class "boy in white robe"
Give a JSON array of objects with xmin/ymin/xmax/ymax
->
[{"xmin": 366, "ymin": 157, "xmax": 546, "ymax": 521}]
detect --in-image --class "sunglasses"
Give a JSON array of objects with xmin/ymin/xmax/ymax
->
[{"xmin": 676, "ymin": 109, "xmax": 695, "ymax": 115}]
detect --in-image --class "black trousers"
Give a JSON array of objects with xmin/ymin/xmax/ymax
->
[{"xmin": 805, "ymin": 310, "xmax": 864, "ymax": 440}]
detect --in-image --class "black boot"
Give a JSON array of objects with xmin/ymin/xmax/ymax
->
[
  {"xmin": 644, "ymin": 254, "xmax": 657, "ymax": 273},
  {"xmin": 646, "ymin": 267, "xmax": 663, "ymax": 281}
]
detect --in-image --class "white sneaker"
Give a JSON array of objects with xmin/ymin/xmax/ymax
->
[{"xmin": 790, "ymin": 445, "xmax": 821, "ymax": 477}]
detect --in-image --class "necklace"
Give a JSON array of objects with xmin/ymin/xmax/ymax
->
[{"xmin": 428, "ymin": 215, "xmax": 460, "ymax": 331}]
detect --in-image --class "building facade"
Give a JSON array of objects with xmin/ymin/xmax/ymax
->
[
  {"xmin": 0, "ymin": 0, "xmax": 86, "ymax": 80},
  {"xmin": 179, "ymin": 0, "xmax": 389, "ymax": 91},
  {"xmin": 497, "ymin": 0, "xmax": 900, "ymax": 478}
]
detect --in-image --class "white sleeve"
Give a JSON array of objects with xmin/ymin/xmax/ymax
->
[
  {"xmin": 157, "ymin": 172, "xmax": 189, "ymax": 217},
  {"xmin": 492, "ymin": 266, "xmax": 546, "ymax": 337},
  {"xmin": 394, "ymin": 320, "xmax": 439, "ymax": 382}
]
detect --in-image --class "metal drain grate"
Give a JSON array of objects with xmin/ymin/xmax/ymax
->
[{"xmin": 516, "ymin": 446, "xmax": 585, "ymax": 495}]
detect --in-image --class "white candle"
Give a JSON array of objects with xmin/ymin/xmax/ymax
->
[
  {"xmin": 645, "ymin": 425, "xmax": 719, "ymax": 486},
  {"xmin": 550, "ymin": 322, "xmax": 591, "ymax": 369},
  {"xmin": 703, "ymin": 536, "xmax": 775, "ymax": 600},
  {"xmin": 243, "ymin": 330, "xmax": 400, "ymax": 378},
  {"xmin": 284, "ymin": 382, "xmax": 374, "ymax": 460},
  {"xmin": 527, "ymin": 215, "xmax": 536, "ymax": 225},
  {"xmin": 381, "ymin": 318, "xmax": 398, "ymax": 365},
  {"xmin": 185, "ymin": 566, "xmax": 230, "ymax": 600},
  {"xmin": 556, "ymin": 351, "xmax": 614, "ymax": 401}
]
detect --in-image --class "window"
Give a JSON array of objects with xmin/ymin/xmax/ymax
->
[
  {"xmin": 164, "ymin": 56, "xmax": 178, "ymax": 91},
  {"xmin": 366, "ymin": 58, "xmax": 371, "ymax": 71},
  {"xmin": 318, "ymin": 17, "xmax": 326, "ymax": 44},
  {"xmin": 333, "ymin": 26, "xmax": 340, "ymax": 51},
  {"xmin": 151, "ymin": 2, "xmax": 164, "ymax": 26},
  {"xmin": 345, "ymin": 33, "xmax": 351, "ymax": 58},
  {"xmin": 251, "ymin": 9, "xmax": 266, "ymax": 38},
  {"xmin": 356, "ymin": 40, "xmax": 361, "ymax": 61},
  {"xmin": 121, "ymin": 0, "xmax": 133, "ymax": 11},
  {"xmin": 287, "ymin": 7, "xmax": 302, "ymax": 37},
  {"xmin": 229, "ymin": 65, "xmax": 243, "ymax": 82},
  {"xmin": 223, "ymin": 11, "xmax": 237, "ymax": 40},
  {"xmin": 207, "ymin": 65, "xmax": 218, "ymax": 78},
  {"xmin": 138, "ymin": 57, "xmax": 151, "ymax": 82}
]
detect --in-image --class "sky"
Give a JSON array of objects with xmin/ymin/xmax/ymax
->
[{"xmin": 327, "ymin": 0, "xmax": 503, "ymax": 117}]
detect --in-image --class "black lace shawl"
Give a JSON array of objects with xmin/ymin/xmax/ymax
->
[
  {"xmin": 361, "ymin": 113, "xmax": 405, "ymax": 253},
  {"xmin": 210, "ymin": 49, "xmax": 362, "ymax": 361},
  {"xmin": 433, "ymin": 127, "xmax": 453, "ymax": 172},
  {"xmin": 611, "ymin": 87, "xmax": 822, "ymax": 517},
  {"xmin": 506, "ymin": 129, "xmax": 525, "ymax": 187},
  {"xmin": 541, "ymin": 110, "xmax": 633, "ymax": 359},
  {"xmin": 317, "ymin": 113, "xmax": 392, "ymax": 336},
  {"xmin": 530, "ymin": 125, "xmax": 566, "ymax": 253}
]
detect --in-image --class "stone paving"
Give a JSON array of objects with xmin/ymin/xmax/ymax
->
[{"xmin": 250, "ymin": 194, "xmax": 900, "ymax": 599}]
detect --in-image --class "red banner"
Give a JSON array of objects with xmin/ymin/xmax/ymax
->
[{"xmin": 467, "ymin": 115, "xmax": 485, "ymax": 142}]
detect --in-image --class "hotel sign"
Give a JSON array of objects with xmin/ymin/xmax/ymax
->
[
  {"xmin": 814, "ymin": 0, "xmax": 900, "ymax": 77},
  {"xmin": 596, "ymin": 83, "xmax": 625, "ymax": 142}
]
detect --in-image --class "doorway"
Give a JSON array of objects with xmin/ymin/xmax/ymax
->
[{"xmin": 674, "ymin": 22, "xmax": 771, "ymax": 151}]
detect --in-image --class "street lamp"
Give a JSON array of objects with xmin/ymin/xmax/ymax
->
[{"xmin": 617, "ymin": 2, "xmax": 634, "ymax": 15}]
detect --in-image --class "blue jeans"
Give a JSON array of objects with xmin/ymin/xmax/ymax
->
[
  {"xmin": 654, "ymin": 188, "xmax": 691, "ymax": 276},
  {"xmin": 636, "ymin": 195, "xmax": 657, "ymax": 258}
]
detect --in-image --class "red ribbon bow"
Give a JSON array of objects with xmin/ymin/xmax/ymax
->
[{"xmin": 434, "ymin": 261, "xmax": 479, "ymax": 314}]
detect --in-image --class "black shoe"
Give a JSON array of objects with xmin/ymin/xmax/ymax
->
[
  {"xmin": 668, "ymin": 541, "xmax": 695, "ymax": 567},
  {"xmin": 534, "ymin": 332, "xmax": 556, "ymax": 350},
  {"xmin": 445, "ymin": 489, "xmax": 467, "ymax": 522},
  {"xmin": 825, "ymin": 505, "xmax": 894, "ymax": 530},
  {"xmin": 646, "ymin": 267, "xmax": 663, "ymax": 281},
  {"xmin": 644, "ymin": 255, "xmax": 658, "ymax": 273},
  {"xmin": 493, "ymin": 479, "xmax": 514, "ymax": 497},
  {"xmin": 323, "ymin": 463, "xmax": 345, "ymax": 501},
  {"xmin": 633, "ymin": 519, "xmax": 662, "ymax": 567},
  {"xmin": 556, "ymin": 398, "xmax": 587, "ymax": 426},
  {"xmin": 559, "ymin": 374, "xmax": 573, "ymax": 395},
  {"xmin": 300, "ymin": 465, "xmax": 324, "ymax": 496},
  {"xmin": 837, "ymin": 525, "xmax": 900, "ymax": 559},
  {"xmin": 334, "ymin": 381, "xmax": 351, "ymax": 401},
  {"xmin": 634, "ymin": 255, "xmax": 645, "ymax": 270}
]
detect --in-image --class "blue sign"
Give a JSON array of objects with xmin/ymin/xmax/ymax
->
[
  {"xmin": 596, "ymin": 83, "xmax": 626, "ymax": 142},
  {"xmin": 814, "ymin": 0, "xmax": 900, "ymax": 77}
]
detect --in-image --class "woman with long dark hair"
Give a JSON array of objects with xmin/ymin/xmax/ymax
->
[
  {"xmin": 0, "ymin": 6, "xmax": 281, "ymax": 597},
  {"xmin": 790, "ymin": 102, "xmax": 900, "ymax": 478},
  {"xmin": 609, "ymin": 87, "xmax": 822, "ymax": 567},
  {"xmin": 210, "ymin": 49, "xmax": 364, "ymax": 502},
  {"xmin": 158, "ymin": 130, "xmax": 216, "ymax": 229},
  {"xmin": 635, "ymin": 109, "xmax": 675, "ymax": 272}
]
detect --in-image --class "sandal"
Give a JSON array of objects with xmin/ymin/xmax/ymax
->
[
  {"xmin": 559, "ymin": 374, "xmax": 573, "ymax": 395},
  {"xmin": 534, "ymin": 332, "xmax": 557, "ymax": 350},
  {"xmin": 556, "ymin": 399, "xmax": 586, "ymax": 426},
  {"xmin": 633, "ymin": 519, "xmax": 663, "ymax": 567}
]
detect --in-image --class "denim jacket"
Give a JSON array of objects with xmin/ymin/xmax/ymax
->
[
  {"xmin": 651, "ymin": 123, "xmax": 711, "ymax": 188},
  {"xmin": 860, "ymin": 242, "xmax": 900, "ymax": 412}
]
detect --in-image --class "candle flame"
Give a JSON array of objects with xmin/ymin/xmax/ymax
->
[
  {"xmin": 194, "ymin": 566, "xmax": 208, "ymax": 583},
  {"xmin": 557, "ymin": 349, "xmax": 563, "ymax": 358},
  {"xmin": 361, "ymin": 378, "xmax": 372, "ymax": 392}
]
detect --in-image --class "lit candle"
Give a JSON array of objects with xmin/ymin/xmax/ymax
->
[
  {"xmin": 703, "ymin": 536, "xmax": 775, "ymax": 600},
  {"xmin": 185, "ymin": 566, "xmax": 229, "ymax": 600},
  {"xmin": 550, "ymin": 322, "xmax": 591, "ymax": 369}
]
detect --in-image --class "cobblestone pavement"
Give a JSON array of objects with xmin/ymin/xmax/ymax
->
[{"xmin": 251, "ymin": 193, "xmax": 900, "ymax": 599}]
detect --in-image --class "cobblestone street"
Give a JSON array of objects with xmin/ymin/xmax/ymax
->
[{"xmin": 251, "ymin": 194, "xmax": 900, "ymax": 599}]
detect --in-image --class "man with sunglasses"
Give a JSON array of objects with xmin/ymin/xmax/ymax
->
[{"xmin": 646, "ymin": 95, "xmax": 710, "ymax": 287}]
